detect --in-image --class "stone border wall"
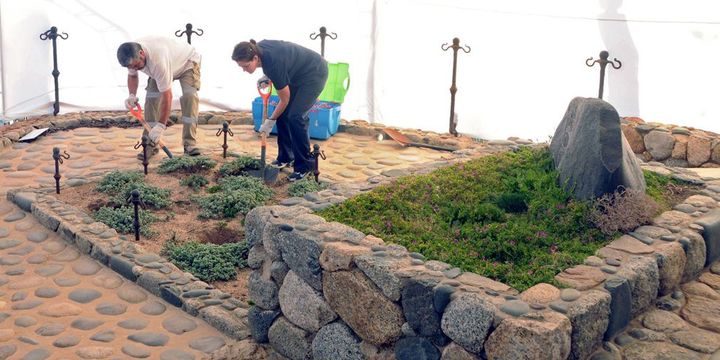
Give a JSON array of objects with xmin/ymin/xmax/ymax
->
[
  {"xmin": 621, "ymin": 117, "xmax": 720, "ymax": 168},
  {"xmin": 244, "ymin": 161, "xmax": 720, "ymax": 360}
]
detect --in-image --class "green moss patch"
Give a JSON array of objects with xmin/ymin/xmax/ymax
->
[{"xmin": 319, "ymin": 147, "xmax": 691, "ymax": 291}]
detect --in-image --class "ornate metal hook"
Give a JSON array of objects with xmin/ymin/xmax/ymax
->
[
  {"xmin": 40, "ymin": 26, "xmax": 68, "ymax": 115},
  {"xmin": 586, "ymin": 50, "xmax": 622, "ymax": 99},
  {"xmin": 39, "ymin": 26, "xmax": 69, "ymax": 41},
  {"xmin": 175, "ymin": 23, "xmax": 204, "ymax": 44},
  {"xmin": 216, "ymin": 121, "xmax": 234, "ymax": 158},
  {"xmin": 441, "ymin": 37, "xmax": 471, "ymax": 137},
  {"xmin": 52, "ymin": 148, "xmax": 70, "ymax": 164},
  {"xmin": 52, "ymin": 147, "xmax": 70, "ymax": 194},
  {"xmin": 309, "ymin": 26, "xmax": 337, "ymax": 58},
  {"xmin": 310, "ymin": 144, "xmax": 327, "ymax": 183},
  {"xmin": 441, "ymin": 38, "xmax": 471, "ymax": 53}
]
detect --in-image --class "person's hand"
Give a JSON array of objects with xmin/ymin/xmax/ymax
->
[
  {"xmin": 148, "ymin": 123, "xmax": 166, "ymax": 143},
  {"xmin": 257, "ymin": 76, "xmax": 271, "ymax": 90},
  {"xmin": 125, "ymin": 94, "xmax": 139, "ymax": 110},
  {"xmin": 258, "ymin": 119, "xmax": 276, "ymax": 137}
]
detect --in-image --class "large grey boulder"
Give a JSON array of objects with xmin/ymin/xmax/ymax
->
[{"xmin": 550, "ymin": 97, "xmax": 646, "ymax": 200}]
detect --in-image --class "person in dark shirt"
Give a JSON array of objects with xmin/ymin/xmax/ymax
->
[{"xmin": 232, "ymin": 39, "xmax": 328, "ymax": 182}]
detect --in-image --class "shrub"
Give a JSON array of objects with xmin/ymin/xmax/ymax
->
[
  {"xmin": 93, "ymin": 206, "xmax": 157, "ymax": 236},
  {"xmin": 496, "ymin": 192, "xmax": 529, "ymax": 213},
  {"xmin": 163, "ymin": 240, "xmax": 250, "ymax": 282},
  {"xmin": 590, "ymin": 187, "xmax": 660, "ymax": 235},
  {"xmin": 288, "ymin": 177, "xmax": 326, "ymax": 197},
  {"xmin": 112, "ymin": 183, "xmax": 171, "ymax": 209},
  {"xmin": 444, "ymin": 203, "xmax": 505, "ymax": 226},
  {"xmin": 194, "ymin": 176, "xmax": 272, "ymax": 219},
  {"xmin": 158, "ymin": 156, "xmax": 217, "ymax": 174},
  {"xmin": 181, "ymin": 174, "xmax": 209, "ymax": 190},
  {"xmin": 218, "ymin": 176, "xmax": 273, "ymax": 196},
  {"xmin": 196, "ymin": 189, "xmax": 272, "ymax": 219},
  {"xmin": 96, "ymin": 171, "xmax": 143, "ymax": 194},
  {"xmin": 218, "ymin": 156, "xmax": 261, "ymax": 177}
]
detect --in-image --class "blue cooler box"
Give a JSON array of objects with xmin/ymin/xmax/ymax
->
[{"xmin": 252, "ymin": 95, "xmax": 341, "ymax": 140}]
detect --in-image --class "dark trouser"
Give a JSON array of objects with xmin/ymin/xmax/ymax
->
[{"xmin": 275, "ymin": 67, "xmax": 328, "ymax": 173}]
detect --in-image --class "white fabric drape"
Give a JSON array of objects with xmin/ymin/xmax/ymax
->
[{"xmin": 2, "ymin": 0, "xmax": 720, "ymax": 140}]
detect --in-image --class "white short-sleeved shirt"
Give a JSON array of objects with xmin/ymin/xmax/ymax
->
[{"xmin": 127, "ymin": 36, "xmax": 201, "ymax": 92}]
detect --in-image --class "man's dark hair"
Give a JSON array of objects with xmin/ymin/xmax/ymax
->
[{"xmin": 117, "ymin": 42, "xmax": 142, "ymax": 67}]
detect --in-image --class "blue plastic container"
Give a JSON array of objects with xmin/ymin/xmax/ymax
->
[{"xmin": 252, "ymin": 95, "xmax": 341, "ymax": 140}]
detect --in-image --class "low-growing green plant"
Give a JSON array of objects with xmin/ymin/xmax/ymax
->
[
  {"xmin": 96, "ymin": 170, "xmax": 143, "ymax": 194},
  {"xmin": 180, "ymin": 174, "xmax": 209, "ymax": 190},
  {"xmin": 206, "ymin": 185, "xmax": 223, "ymax": 193},
  {"xmin": 163, "ymin": 240, "xmax": 250, "ymax": 282},
  {"xmin": 93, "ymin": 206, "xmax": 157, "ymax": 236},
  {"xmin": 319, "ymin": 147, "xmax": 610, "ymax": 291},
  {"xmin": 218, "ymin": 156, "xmax": 261, "ymax": 177},
  {"xmin": 218, "ymin": 176, "xmax": 273, "ymax": 194},
  {"xmin": 287, "ymin": 177, "xmax": 327, "ymax": 197},
  {"xmin": 112, "ymin": 183, "xmax": 171, "ymax": 209},
  {"xmin": 496, "ymin": 192, "xmax": 529, "ymax": 213},
  {"xmin": 158, "ymin": 156, "xmax": 217, "ymax": 174},
  {"xmin": 196, "ymin": 189, "xmax": 271, "ymax": 219},
  {"xmin": 643, "ymin": 170, "xmax": 699, "ymax": 211}
]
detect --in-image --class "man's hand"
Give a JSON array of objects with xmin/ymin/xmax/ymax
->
[
  {"xmin": 257, "ymin": 76, "xmax": 271, "ymax": 90},
  {"xmin": 258, "ymin": 119, "xmax": 276, "ymax": 136},
  {"xmin": 148, "ymin": 123, "xmax": 166, "ymax": 143},
  {"xmin": 125, "ymin": 94, "xmax": 139, "ymax": 110}
]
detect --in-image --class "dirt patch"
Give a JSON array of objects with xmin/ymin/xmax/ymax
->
[{"xmin": 56, "ymin": 153, "xmax": 292, "ymax": 301}]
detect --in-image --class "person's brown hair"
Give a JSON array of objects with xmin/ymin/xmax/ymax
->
[{"xmin": 231, "ymin": 39, "xmax": 261, "ymax": 62}]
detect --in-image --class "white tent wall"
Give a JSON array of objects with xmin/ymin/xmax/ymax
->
[{"xmin": 1, "ymin": 0, "xmax": 720, "ymax": 141}]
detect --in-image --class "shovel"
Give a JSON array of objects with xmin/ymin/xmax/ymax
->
[
  {"xmin": 383, "ymin": 128, "xmax": 457, "ymax": 152},
  {"xmin": 257, "ymin": 78, "xmax": 280, "ymax": 184},
  {"xmin": 129, "ymin": 104, "xmax": 174, "ymax": 158}
]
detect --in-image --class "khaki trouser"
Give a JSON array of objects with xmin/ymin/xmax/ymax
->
[{"xmin": 143, "ymin": 61, "xmax": 201, "ymax": 149}]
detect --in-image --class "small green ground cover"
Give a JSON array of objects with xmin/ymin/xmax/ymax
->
[{"xmin": 319, "ymin": 147, "xmax": 693, "ymax": 291}]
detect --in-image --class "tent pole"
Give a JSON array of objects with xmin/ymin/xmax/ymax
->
[{"xmin": 0, "ymin": 1, "xmax": 7, "ymax": 118}]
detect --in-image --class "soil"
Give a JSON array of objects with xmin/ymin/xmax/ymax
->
[{"xmin": 56, "ymin": 153, "xmax": 292, "ymax": 301}]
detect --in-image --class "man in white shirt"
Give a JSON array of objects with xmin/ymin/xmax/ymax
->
[{"xmin": 117, "ymin": 36, "xmax": 202, "ymax": 158}]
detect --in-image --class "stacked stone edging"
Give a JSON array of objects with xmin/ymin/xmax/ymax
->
[
  {"xmin": 621, "ymin": 116, "xmax": 720, "ymax": 168},
  {"xmin": 245, "ymin": 159, "xmax": 720, "ymax": 359},
  {"xmin": 5, "ymin": 188, "xmax": 253, "ymax": 341}
]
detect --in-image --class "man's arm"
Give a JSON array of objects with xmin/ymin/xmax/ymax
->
[{"xmin": 128, "ymin": 74, "xmax": 139, "ymax": 95}]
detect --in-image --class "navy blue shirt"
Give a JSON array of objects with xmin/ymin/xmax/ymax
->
[{"xmin": 258, "ymin": 40, "xmax": 327, "ymax": 90}]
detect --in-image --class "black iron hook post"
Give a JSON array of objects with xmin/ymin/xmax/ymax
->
[
  {"xmin": 215, "ymin": 121, "xmax": 234, "ymax": 158},
  {"xmin": 133, "ymin": 135, "xmax": 150, "ymax": 174},
  {"xmin": 309, "ymin": 26, "xmax": 337, "ymax": 58},
  {"xmin": 310, "ymin": 144, "xmax": 326, "ymax": 183},
  {"xmin": 52, "ymin": 147, "xmax": 70, "ymax": 194},
  {"xmin": 441, "ymin": 37, "xmax": 471, "ymax": 137},
  {"xmin": 39, "ymin": 27, "xmax": 69, "ymax": 116},
  {"xmin": 585, "ymin": 50, "xmax": 622, "ymax": 99},
  {"xmin": 175, "ymin": 23, "xmax": 203, "ymax": 44},
  {"xmin": 129, "ymin": 189, "xmax": 141, "ymax": 241}
]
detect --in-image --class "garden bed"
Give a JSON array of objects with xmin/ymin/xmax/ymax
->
[
  {"xmin": 318, "ymin": 147, "xmax": 702, "ymax": 291},
  {"xmin": 56, "ymin": 153, "xmax": 326, "ymax": 300}
]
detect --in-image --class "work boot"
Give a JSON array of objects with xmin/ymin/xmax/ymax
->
[
  {"xmin": 137, "ymin": 147, "xmax": 159, "ymax": 160},
  {"xmin": 184, "ymin": 147, "xmax": 201, "ymax": 156}
]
